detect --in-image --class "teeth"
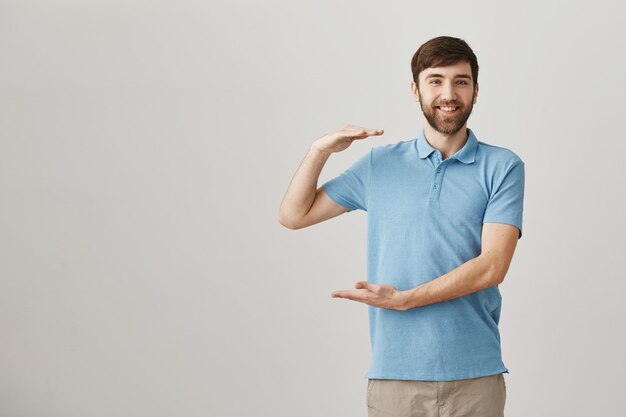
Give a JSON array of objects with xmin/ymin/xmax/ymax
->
[{"xmin": 440, "ymin": 106, "xmax": 457, "ymax": 111}]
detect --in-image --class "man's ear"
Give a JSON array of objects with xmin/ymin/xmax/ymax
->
[
  {"xmin": 473, "ymin": 82, "xmax": 479, "ymax": 104},
  {"xmin": 410, "ymin": 81, "xmax": 420, "ymax": 102}
]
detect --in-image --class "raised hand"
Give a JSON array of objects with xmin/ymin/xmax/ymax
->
[{"xmin": 311, "ymin": 124, "xmax": 384, "ymax": 155}]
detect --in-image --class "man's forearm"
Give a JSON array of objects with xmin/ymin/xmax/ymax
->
[
  {"xmin": 400, "ymin": 254, "xmax": 502, "ymax": 311},
  {"xmin": 278, "ymin": 145, "xmax": 331, "ymax": 227}
]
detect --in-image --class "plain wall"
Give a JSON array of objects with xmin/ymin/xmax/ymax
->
[{"xmin": 1, "ymin": 0, "xmax": 624, "ymax": 416}]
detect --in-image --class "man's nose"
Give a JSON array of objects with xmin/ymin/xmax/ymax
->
[{"xmin": 440, "ymin": 82, "xmax": 457, "ymax": 102}]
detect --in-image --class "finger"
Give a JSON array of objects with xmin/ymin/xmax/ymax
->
[
  {"xmin": 346, "ymin": 125, "xmax": 382, "ymax": 133},
  {"xmin": 355, "ymin": 129, "xmax": 385, "ymax": 138},
  {"xmin": 331, "ymin": 290, "xmax": 376, "ymax": 307},
  {"xmin": 355, "ymin": 281, "xmax": 379, "ymax": 293},
  {"xmin": 331, "ymin": 289, "xmax": 370, "ymax": 300},
  {"xmin": 344, "ymin": 127, "xmax": 384, "ymax": 138},
  {"xmin": 343, "ymin": 128, "xmax": 368, "ymax": 138}
]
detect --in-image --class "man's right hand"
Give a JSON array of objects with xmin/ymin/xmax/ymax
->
[{"xmin": 311, "ymin": 124, "xmax": 384, "ymax": 155}]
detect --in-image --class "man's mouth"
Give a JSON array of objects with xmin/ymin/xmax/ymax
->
[{"xmin": 436, "ymin": 106, "xmax": 460, "ymax": 114}]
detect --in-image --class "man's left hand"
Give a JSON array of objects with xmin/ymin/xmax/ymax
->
[{"xmin": 331, "ymin": 281, "xmax": 407, "ymax": 311}]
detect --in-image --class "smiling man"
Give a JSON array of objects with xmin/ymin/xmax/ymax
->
[{"xmin": 278, "ymin": 36, "xmax": 524, "ymax": 417}]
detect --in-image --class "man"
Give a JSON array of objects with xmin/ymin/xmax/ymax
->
[{"xmin": 278, "ymin": 36, "xmax": 524, "ymax": 417}]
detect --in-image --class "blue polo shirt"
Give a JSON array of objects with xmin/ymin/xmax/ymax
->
[{"xmin": 321, "ymin": 127, "xmax": 524, "ymax": 381}]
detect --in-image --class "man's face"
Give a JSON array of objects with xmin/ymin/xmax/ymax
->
[{"xmin": 411, "ymin": 61, "xmax": 478, "ymax": 135}]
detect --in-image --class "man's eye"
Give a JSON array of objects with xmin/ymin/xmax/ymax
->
[{"xmin": 429, "ymin": 80, "xmax": 468, "ymax": 84}]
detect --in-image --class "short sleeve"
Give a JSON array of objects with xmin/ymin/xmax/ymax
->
[
  {"xmin": 482, "ymin": 160, "xmax": 525, "ymax": 239},
  {"xmin": 321, "ymin": 148, "xmax": 372, "ymax": 212}
]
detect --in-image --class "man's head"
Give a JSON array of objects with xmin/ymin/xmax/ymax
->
[{"xmin": 410, "ymin": 36, "xmax": 479, "ymax": 135}]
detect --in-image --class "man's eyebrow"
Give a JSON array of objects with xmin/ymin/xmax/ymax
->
[{"xmin": 425, "ymin": 73, "xmax": 472, "ymax": 80}]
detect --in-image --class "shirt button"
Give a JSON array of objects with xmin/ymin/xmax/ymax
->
[
  {"xmin": 436, "ymin": 168, "xmax": 441, "ymax": 173},
  {"xmin": 433, "ymin": 183, "xmax": 437, "ymax": 189}
]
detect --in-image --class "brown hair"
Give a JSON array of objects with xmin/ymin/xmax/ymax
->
[{"xmin": 411, "ymin": 36, "xmax": 479, "ymax": 89}]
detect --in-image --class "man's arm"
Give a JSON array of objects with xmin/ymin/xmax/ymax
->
[
  {"xmin": 278, "ymin": 125, "xmax": 383, "ymax": 229},
  {"xmin": 278, "ymin": 145, "xmax": 338, "ymax": 229},
  {"xmin": 400, "ymin": 222, "xmax": 519, "ymax": 310},
  {"xmin": 330, "ymin": 222, "xmax": 520, "ymax": 310}
]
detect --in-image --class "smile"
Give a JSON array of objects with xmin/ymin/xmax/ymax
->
[{"xmin": 437, "ymin": 106, "xmax": 459, "ymax": 114}]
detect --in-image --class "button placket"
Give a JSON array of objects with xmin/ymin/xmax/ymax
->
[{"xmin": 431, "ymin": 160, "xmax": 448, "ymax": 201}]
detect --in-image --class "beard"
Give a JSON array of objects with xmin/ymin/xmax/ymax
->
[{"xmin": 419, "ymin": 91, "xmax": 475, "ymax": 135}]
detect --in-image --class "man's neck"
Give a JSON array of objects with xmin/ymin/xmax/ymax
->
[{"xmin": 423, "ymin": 124, "xmax": 469, "ymax": 160}]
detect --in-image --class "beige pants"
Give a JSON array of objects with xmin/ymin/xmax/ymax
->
[{"xmin": 367, "ymin": 373, "xmax": 506, "ymax": 417}]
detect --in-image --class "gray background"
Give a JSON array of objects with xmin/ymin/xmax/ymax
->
[{"xmin": 1, "ymin": 0, "xmax": 624, "ymax": 416}]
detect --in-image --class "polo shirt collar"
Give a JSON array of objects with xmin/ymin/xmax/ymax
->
[{"xmin": 416, "ymin": 128, "xmax": 478, "ymax": 164}]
